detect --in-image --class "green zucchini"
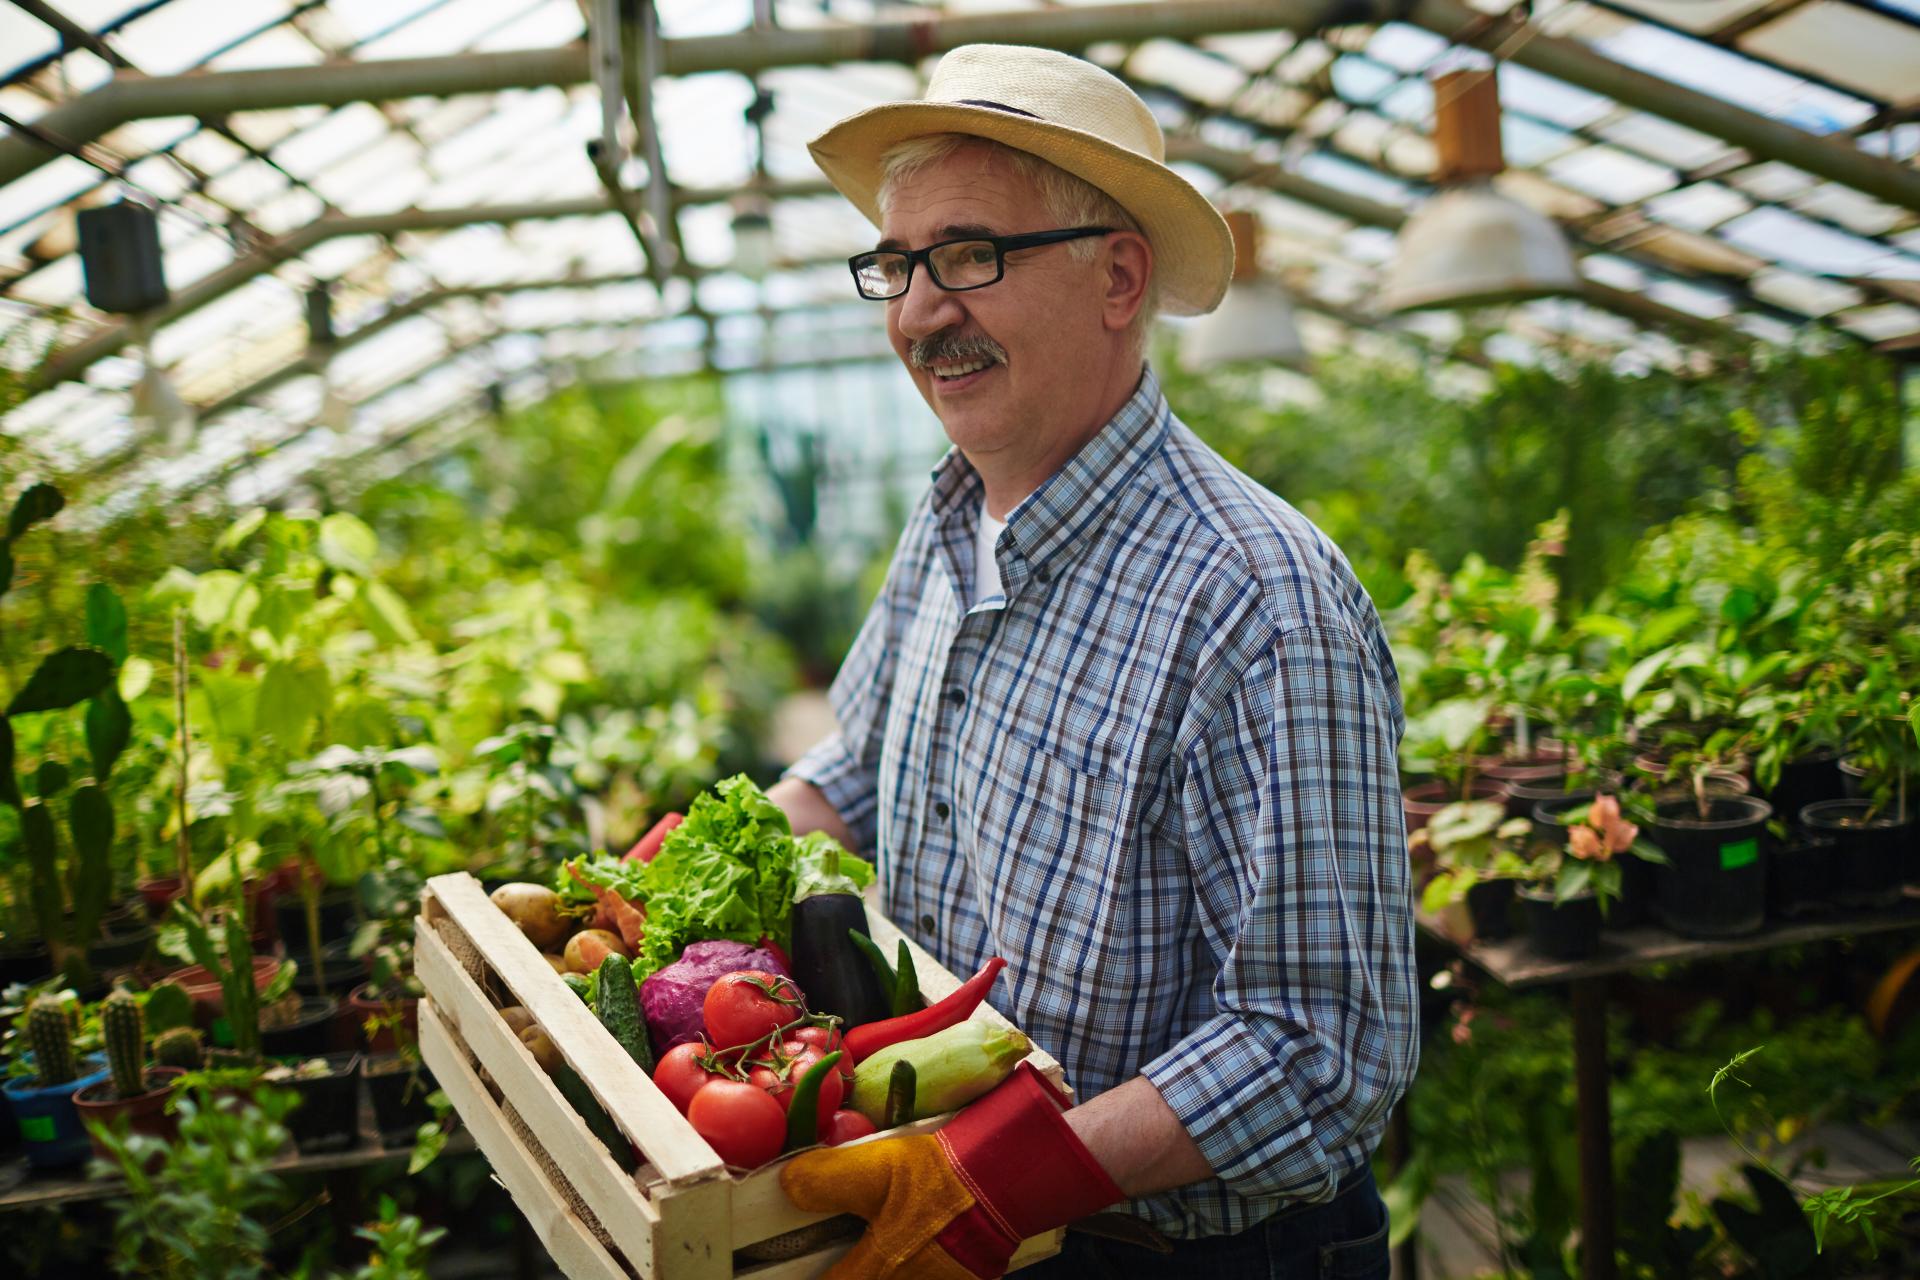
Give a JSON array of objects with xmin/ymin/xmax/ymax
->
[{"xmin": 594, "ymin": 954, "xmax": 652, "ymax": 1073}]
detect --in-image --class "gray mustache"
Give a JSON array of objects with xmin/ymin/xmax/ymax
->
[{"xmin": 909, "ymin": 332, "xmax": 1008, "ymax": 369}]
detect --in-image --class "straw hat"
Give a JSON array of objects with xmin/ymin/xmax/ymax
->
[{"xmin": 807, "ymin": 44, "xmax": 1232, "ymax": 316}]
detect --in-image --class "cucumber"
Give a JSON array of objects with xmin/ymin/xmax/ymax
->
[
  {"xmin": 554, "ymin": 1062, "xmax": 638, "ymax": 1173},
  {"xmin": 594, "ymin": 954, "xmax": 652, "ymax": 1073}
]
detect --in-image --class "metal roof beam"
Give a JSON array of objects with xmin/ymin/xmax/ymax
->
[{"xmin": 31, "ymin": 179, "xmax": 832, "ymax": 388}]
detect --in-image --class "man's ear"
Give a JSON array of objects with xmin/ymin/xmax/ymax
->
[{"xmin": 1101, "ymin": 231, "xmax": 1153, "ymax": 335}]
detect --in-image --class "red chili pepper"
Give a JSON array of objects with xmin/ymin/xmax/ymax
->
[
  {"xmin": 842, "ymin": 955, "xmax": 1007, "ymax": 1064},
  {"xmin": 623, "ymin": 812, "xmax": 684, "ymax": 863}
]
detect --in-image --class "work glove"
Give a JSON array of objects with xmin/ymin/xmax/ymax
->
[{"xmin": 781, "ymin": 1062, "xmax": 1122, "ymax": 1279}]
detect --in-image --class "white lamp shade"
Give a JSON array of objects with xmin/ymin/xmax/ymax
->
[
  {"xmin": 1379, "ymin": 185, "xmax": 1580, "ymax": 313},
  {"xmin": 732, "ymin": 211, "xmax": 774, "ymax": 281},
  {"xmin": 1179, "ymin": 277, "xmax": 1309, "ymax": 371},
  {"xmin": 131, "ymin": 354, "xmax": 194, "ymax": 452}
]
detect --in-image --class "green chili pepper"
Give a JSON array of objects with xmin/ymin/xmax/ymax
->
[
  {"xmin": 784, "ymin": 1050, "xmax": 845, "ymax": 1151},
  {"xmin": 847, "ymin": 928, "xmax": 898, "ymax": 1003},
  {"xmin": 882, "ymin": 1059, "xmax": 916, "ymax": 1130},
  {"xmin": 891, "ymin": 939, "xmax": 922, "ymax": 1016}
]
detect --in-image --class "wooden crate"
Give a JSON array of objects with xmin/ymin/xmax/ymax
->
[{"xmin": 416, "ymin": 871, "xmax": 1069, "ymax": 1279}]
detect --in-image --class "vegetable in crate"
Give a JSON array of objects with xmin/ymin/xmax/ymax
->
[
  {"xmin": 702, "ymin": 970, "xmax": 804, "ymax": 1049},
  {"xmin": 489, "ymin": 883, "xmax": 573, "ymax": 951},
  {"xmin": 593, "ymin": 954, "xmax": 652, "ymax": 1073},
  {"xmin": 848, "ymin": 1019, "xmax": 1030, "ymax": 1126},
  {"xmin": 789, "ymin": 846, "xmax": 891, "ymax": 1028},
  {"xmin": 843, "ymin": 955, "xmax": 1006, "ymax": 1063},
  {"xmin": 639, "ymin": 938, "xmax": 789, "ymax": 1056}
]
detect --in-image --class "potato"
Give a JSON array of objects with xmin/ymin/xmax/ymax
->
[
  {"xmin": 564, "ymin": 927, "xmax": 631, "ymax": 974},
  {"xmin": 544, "ymin": 954, "xmax": 570, "ymax": 975},
  {"xmin": 519, "ymin": 1025, "xmax": 563, "ymax": 1075},
  {"xmin": 490, "ymin": 882, "xmax": 573, "ymax": 950},
  {"xmin": 499, "ymin": 1006, "xmax": 537, "ymax": 1037}
]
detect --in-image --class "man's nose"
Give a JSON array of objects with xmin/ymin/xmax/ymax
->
[{"xmin": 893, "ymin": 264, "xmax": 966, "ymax": 339}]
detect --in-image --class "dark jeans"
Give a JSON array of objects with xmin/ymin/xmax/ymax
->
[{"xmin": 1018, "ymin": 1168, "xmax": 1390, "ymax": 1280}]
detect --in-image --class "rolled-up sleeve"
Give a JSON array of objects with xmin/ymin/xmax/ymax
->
[
  {"xmin": 783, "ymin": 575, "xmax": 897, "ymax": 856},
  {"xmin": 1141, "ymin": 621, "xmax": 1417, "ymax": 1203}
]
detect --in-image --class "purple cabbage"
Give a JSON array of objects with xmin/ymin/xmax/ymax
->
[{"xmin": 640, "ymin": 939, "xmax": 791, "ymax": 1056}]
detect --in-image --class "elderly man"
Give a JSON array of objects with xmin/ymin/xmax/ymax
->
[{"xmin": 770, "ymin": 44, "xmax": 1415, "ymax": 1280}]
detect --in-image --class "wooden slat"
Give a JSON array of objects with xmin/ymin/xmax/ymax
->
[
  {"xmin": 426, "ymin": 873, "xmax": 725, "ymax": 1185},
  {"xmin": 415, "ymin": 911, "xmax": 664, "ymax": 1274},
  {"xmin": 420, "ymin": 1002, "xmax": 628, "ymax": 1280}
]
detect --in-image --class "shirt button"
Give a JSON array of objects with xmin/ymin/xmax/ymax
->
[
  {"xmin": 947, "ymin": 688, "xmax": 966, "ymax": 707},
  {"xmin": 934, "ymin": 800, "xmax": 951, "ymax": 821},
  {"xmin": 919, "ymin": 913, "xmax": 937, "ymax": 937},
  {"xmin": 1035, "ymin": 565, "xmax": 1052, "ymax": 585}
]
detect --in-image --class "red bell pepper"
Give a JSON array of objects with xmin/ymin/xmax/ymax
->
[{"xmin": 842, "ymin": 955, "xmax": 1007, "ymax": 1064}]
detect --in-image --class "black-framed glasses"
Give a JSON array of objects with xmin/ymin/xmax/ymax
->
[{"xmin": 848, "ymin": 226, "xmax": 1114, "ymax": 300}]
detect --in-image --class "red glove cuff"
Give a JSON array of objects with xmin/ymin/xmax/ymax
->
[{"xmin": 937, "ymin": 1062, "xmax": 1124, "ymax": 1245}]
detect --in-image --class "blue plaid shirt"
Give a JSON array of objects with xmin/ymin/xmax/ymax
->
[{"xmin": 788, "ymin": 366, "xmax": 1417, "ymax": 1238}]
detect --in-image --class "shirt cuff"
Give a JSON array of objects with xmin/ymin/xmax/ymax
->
[
  {"xmin": 1140, "ymin": 1013, "xmax": 1346, "ymax": 1204},
  {"xmin": 782, "ymin": 732, "xmax": 880, "ymax": 855}
]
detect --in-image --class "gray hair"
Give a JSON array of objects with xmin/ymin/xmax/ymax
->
[{"xmin": 877, "ymin": 134, "xmax": 1159, "ymax": 353}]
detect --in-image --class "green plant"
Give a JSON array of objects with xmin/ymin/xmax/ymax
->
[
  {"xmin": 100, "ymin": 986, "xmax": 147, "ymax": 1099},
  {"xmin": 169, "ymin": 895, "xmax": 262, "ymax": 1060},
  {"xmin": 1526, "ymin": 794, "xmax": 1667, "ymax": 915},
  {"xmin": 1709, "ymin": 1045, "xmax": 1920, "ymax": 1262},
  {"xmin": 152, "ymin": 1026, "xmax": 205, "ymax": 1071},
  {"xmin": 349, "ymin": 1196, "xmax": 446, "ymax": 1280},
  {"xmin": 26, "ymin": 991, "xmax": 77, "ymax": 1086},
  {"xmin": 1415, "ymin": 800, "xmax": 1533, "ymax": 914}
]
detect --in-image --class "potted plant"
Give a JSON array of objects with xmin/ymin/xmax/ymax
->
[
  {"xmin": 362, "ymin": 1008, "xmax": 436, "ymax": 1146},
  {"xmin": 73, "ymin": 986, "xmax": 187, "ymax": 1159},
  {"xmin": 260, "ymin": 1052, "xmax": 361, "ymax": 1153},
  {"xmin": 1646, "ymin": 789, "xmax": 1774, "ymax": 938},
  {"xmin": 164, "ymin": 895, "xmax": 285, "ymax": 1054},
  {"xmin": 1414, "ymin": 800, "xmax": 1533, "ymax": 942},
  {"xmin": 2, "ymin": 992, "xmax": 109, "ymax": 1168},
  {"xmin": 1517, "ymin": 795, "xmax": 1664, "ymax": 960},
  {"xmin": 1400, "ymin": 695, "xmax": 1509, "ymax": 832}
]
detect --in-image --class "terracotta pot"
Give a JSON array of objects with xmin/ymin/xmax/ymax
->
[
  {"xmin": 138, "ymin": 876, "xmax": 187, "ymax": 918},
  {"xmin": 74, "ymin": 1067, "xmax": 188, "ymax": 1162},
  {"xmin": 346, "ymin": 982, "xmax": 419, "ymax": 1052},
  {"xmin": 162, "ymin": 955, "xmax": 284, "ymax": 1030},
  {"xmin": 1403, "ymin": 776, "xmax": 1510, "ymax": 834}
]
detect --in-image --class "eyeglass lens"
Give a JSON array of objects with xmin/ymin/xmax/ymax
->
[{"xmin": 854, "ymin": 240, "xmax": 1002, "ymax": 299}]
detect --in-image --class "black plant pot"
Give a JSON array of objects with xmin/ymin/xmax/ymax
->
[
  {"xmin": 0, "ymin": 938, "xmax": 53, "ymax": 988},
  {"xmin": 273, "ymin": 886, "xmax": 361, "ymax": 951},
  {"xmin": 270, "ymin": 1053, "xmax": 361, "ymax": 1153},
  {"xmin": 1649, "ymin": 795, "xmax": 1772, "ymax": 939},
  {"xmin": 1504, "ymin": 768, "xmax": 1580, "ymax": 823},
  {"xmin": 86, "ymin": 920, "xmax": 156, "ymax": 972},
  {"xmin": 261, "ymin": 996, "xmax": 342, "ymax": 1060},
  {"xmin": 1464, "ymin": 878, "xmax": 1517, "ymax": 941},
  {"xmin": 288, "ymin": 937, "xmax": 363, "ymax": 997},
  {"xmin": 1801, "ymin": 800, "xmax": 1912, "ymax": 909},
  {"xmin": 1518, "ymin": 886, "xmax": 1602, "ymax": 961},
  {"xmin": 365, "ymin": 1054, "xmax": 436, "ymax": 1144},
  {"xmin": 1611, "ymin": 853, "xmax": 1658, "ymax": 930},
  {"xmin": 1769, "ymin": 829, "xmax": 1834, "ymax": 919},
  {"xmin": 1529, "ymin": 791, "xmax": 1599, "ymax": 852},
  {"xmin": 1768, "ymin": 750, "xmax": 1846, "ymax": 832}
]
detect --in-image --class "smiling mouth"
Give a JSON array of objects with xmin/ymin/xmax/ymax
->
[{"xmin": 930, "ymin": 358, "xmax": 999, "ymax": 382}]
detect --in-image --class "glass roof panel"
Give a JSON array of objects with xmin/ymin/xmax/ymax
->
[
  {"xmin": 1737, "ymin": 2, "xmax": 1920, "ymax": 103},
  {"xmin": 117, "ymin": 0, "xmax": 297, "ymax": 77}
]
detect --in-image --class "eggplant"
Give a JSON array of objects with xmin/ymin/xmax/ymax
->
[{"xmin": 789, "ymin": 848, "xmax": 892, "ymax": 1028}]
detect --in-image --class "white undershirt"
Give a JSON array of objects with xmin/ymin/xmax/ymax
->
[{"xmin": 975, "ymin": 503, "xmax": 1007, "ymax": 605}]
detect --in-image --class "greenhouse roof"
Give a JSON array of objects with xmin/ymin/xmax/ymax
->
[{"xmin": 1, "ymin": 0, "xmax": 1916, "ymax": 507}]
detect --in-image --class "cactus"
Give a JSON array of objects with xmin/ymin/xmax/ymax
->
[
  {"xmin": 170, "ymin": 898, "xmax": 261, "ymax": 1059},
  {"xmin": 101, "ymin": 987, "xmax": 148, "ymax": 1099},
  {"xmin": 27, "ymin": 995, "xmax": 77, "ymax": 1087},
  {"xmin": 153, "ymin": 1027, "xmax": 205, "ymax": 1072}
]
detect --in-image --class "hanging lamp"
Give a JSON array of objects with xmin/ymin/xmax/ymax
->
[
  {"xmin": 1379, "ymin": 69, "xmax": 1580, "ymax": 312},
  {"xmin": 1180, "ymin": 210, "xmax": 1309, "ymax": 371}
]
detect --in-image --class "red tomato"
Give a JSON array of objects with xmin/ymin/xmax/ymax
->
[
  {"xmin": 821, "ymin": 1109, "xmax": 877, "ymax": 1146},
  {"xmin": 653, "ymin": 1043, "xmax": 720, "ymax": 1115},
  {"xmin": 747, "ymin": 1063, "xmax": 794, "ymax": 1110},
  {"xmin": 788, "ymin": 1026, "xmax": 854, "ymax": 1081},
  {"xmin": 703, "ymin": 971, "xmax": 802, "ymax": 1049},
  {"xmin": 688, "ymin": 1080, "xmax": 787, "ymax": 1168}
]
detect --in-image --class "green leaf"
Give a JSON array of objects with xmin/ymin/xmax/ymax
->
[
  {"xmin": 190, "ymin": 571, "xmax": 258, "ymax": 632},
  {"xmin": 68, "ymin": 783, "xmax": 114, "ymax": 943},
  {"xmin": 317, "ymin": 513, "xmax": 378, "ymax": 577},
  {"xmin": 118, "ymin": 656, "xmax": 154, "ymax": 701},
  {"xmin": 6, "ymin": 481, "xmax": 64, "ymax": 540},
  {"xmin": 0, "ymin": 720, "xmax": 18, "ymax": 808},
  {"xmin": 142, "ymin": 981, "xmax": 193, "ymax": 1034},
  {"xmin": 33, "ymin": 760, "xmax": 69, "ymax": 798},
  {"xmin": 215, "ymin": 507, "xmax": 267, "ymax": 555},
  {"xmin": 22, "ymin": 801, "xmax": 62, "ymax": 945},
  {"xmin": 84, "ymin": 583, "xmax": 129, "ymax": 663},
  {"xmin": 7, "ymin": 646, "xmax": 115, "ymax": 716},
  {"xmin": 86, "ymin": 688, "xmax": 132, "ymax": 780},
  {"xmin": 255, "ymin": 661, "xmax": 331, "ymax": 751},
  {"xmin": 1621, "ymin": 645, "xmax": 1675, "ymax": 708},
  {"xmin": 362, "ymin": 581, "xmax": 418, "ymax": 644}
]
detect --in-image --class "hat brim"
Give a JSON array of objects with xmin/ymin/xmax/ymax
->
[{"xmin": 808, "ymin": 101, "xmax": 1231, "ymax": 317}]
